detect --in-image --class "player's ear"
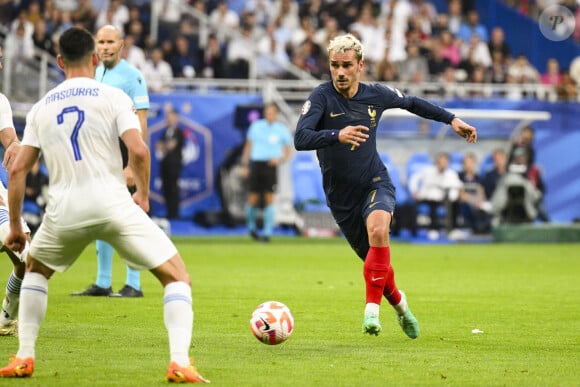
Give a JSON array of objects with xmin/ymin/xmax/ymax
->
[
  {"xmin": 57, "ymin": 55, "xmax": 65, "ymax": 70},
  {"xmin": 92, "ymin": 52, "xmax": 98, "ymax": 66}
]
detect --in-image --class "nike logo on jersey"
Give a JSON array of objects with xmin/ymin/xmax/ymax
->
[
  {"xmin": 368, "ymin": 201, "xmax": 381, "ymax": 209},
  {"xmin": 330, "ymin": 112, "xmax": 345, "ymax": 118},
  {"xmin": 371, "ymin": 277, "xmax": 384, "ymax": 282}
]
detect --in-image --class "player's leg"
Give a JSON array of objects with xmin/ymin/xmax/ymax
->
[
  {"xmin": 0, "ymin": 205, "xmax": 30, "ymax": 336},
  {"xmin": 1, "ymin": 221, "xmax": 90, "ymax": 377},
  {"xmin": 260, "ymin": 164, "xmax": 277, "ymax": 242},
  {"xmin": 70, "ymin": 240, "xmax": 113, "ymax": 296},
  {"xmin": 110, "ymin": 208, "xmax": 208, "ymax": 383},
  {"xmin": 245, "ymin": 191, "xmax": 260, "ymax": 240},
  {"xmin": 149, "ymin": 256, "xmax": 207, "ymax": 383},
  {"xmin": 262, "ymin": 191, "xmax": 275, "ymax": 241},
  {"xmin": 0, "ymin": 257, "xmax": 53, "ymax": 377},
  {"xmin": 362, "ymin": 185, "xmax": 419, "ymax": 338},
  {"xmin": 115, "ymin": 266, "xmax": 143, "ymax": 297},
  {"xmin": 0, "ymin": 261, "xmax": 23, "ymax": 336},
  {"xmin": 371, "ymin": 197, "xmax": 419, "ymax": 339},
  {"xmin": 335, "ymin": 208, "xmax": 384, "ymax": 335}
]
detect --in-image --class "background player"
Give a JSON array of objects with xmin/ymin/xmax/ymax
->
[{"xmin": 0, "ymin": 44, "xmax": 32, "ymax": 337}]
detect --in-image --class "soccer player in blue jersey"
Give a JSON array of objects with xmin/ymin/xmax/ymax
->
[
  {"xmin": 72, "ymin": 25, "xmax": 150, "ymax": 298},
  {"xmin": 240, "ymin": 103, "xmax": 292, "ymax": 242},
  {"xmin": 295, "ymin": 34, "xmax": 477, "ymax": 338}
]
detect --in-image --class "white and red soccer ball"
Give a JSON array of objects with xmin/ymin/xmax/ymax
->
[{"xmin": 250, "ymin": 301, "xmax": 294, "ymax": 345}]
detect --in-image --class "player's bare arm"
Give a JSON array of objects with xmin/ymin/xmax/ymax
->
[
  {"xmin": 451, "ymin": 117, "xmax": 477, "ymax": 143},
  {"xmin": 137, "ymin": 109, "xmax": 148, "ymax": 139},
  {"xmin": 338, "ymin": 125, "xmax": 369, "ymax": 147},
  {"xmin": 124, "ymin": 110, "xmax": 147, "ymax": 189},
  {"xmin": 122, "ymin": 128, "xmax": 150, "ymax": 212},
  {"xmin": 124, "ymin": 166, "xmax": 136, "ymax": 188},
  {"xmin": 6, "ymin": 145, "xmax": 39, "ymax": 253},
  {"xmin": 240, "ymin": 139, "xmax": 252, "ymax": 177}
]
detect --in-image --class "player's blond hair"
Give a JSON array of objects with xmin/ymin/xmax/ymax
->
[{"xmin": 327, "ymin": 34, "xmax": 364, "ymax": 61}]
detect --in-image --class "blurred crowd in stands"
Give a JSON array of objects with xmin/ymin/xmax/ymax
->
[
  {"xmin": 395, "ymin": 125, "xmax": 549, "ymax": 240},
  {"xmin": 0, "ymin": 0, "xmax": 579, "ymax": 100}
]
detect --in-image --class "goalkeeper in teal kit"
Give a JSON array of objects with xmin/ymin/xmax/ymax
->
[
  {"xmin": 72, "ymin": 25, "xmax": 150, "ymax": 298},
  {"xmin": 294, "ymin": 34, "xmax": 478, "ymax": 337}
]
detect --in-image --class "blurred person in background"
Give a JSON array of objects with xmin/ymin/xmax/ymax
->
[
  {"xmin": 241, "ymin": 103, "xmax": 292, "ymax": 242},
  {"xmin": 145, "ymin": 46, "xmax": 174, "ymax": 92},
  {"xmin": 156, "ymin": 108, "xmax": 184, "ymax": 220},
  {"xmin": 457, "ymin": 152, "xmax": 491, "ymax": 233}
]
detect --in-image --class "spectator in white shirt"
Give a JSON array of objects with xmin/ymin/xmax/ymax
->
[
  {"xmin": 145, "ymin": 47, "xmax": 174, "ymax": 92},
  {"xmin": 409, "ymin": 152, "xmax": 463, "ymax": 233}
]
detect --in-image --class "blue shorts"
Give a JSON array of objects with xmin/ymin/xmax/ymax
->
[{"xmin": 333, "ymin": 181, "xmax": 395, "ymax": 260}]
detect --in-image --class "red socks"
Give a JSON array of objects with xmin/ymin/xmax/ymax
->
[{"xmin": 363, "ymin": 246, "xmax": 401, "ymax": 306}]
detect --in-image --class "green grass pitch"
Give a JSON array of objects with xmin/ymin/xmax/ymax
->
[{"xmin": 0, "ymin": 237, "xmax": 578, "ymax": 386}]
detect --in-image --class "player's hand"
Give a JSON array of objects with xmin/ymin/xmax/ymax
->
[
  {"xmin": 4, "ymin": 228, "xmax": 27, "ymax": 253},
  {"xmin": 268, "ymin": 157, "xmax": 284, "ymax": 167},
  {"xmin": 451, "ymin": 118, "xmax": 477, "ymax": 143},
  {"xmin": 132, "ymin": 191, "xmax": 150, "ymax": 213},
  {"xmin": 124, "ymin": 166, "xmax": 136, "ymax": 189},
  {"xmin": 339, "ymin": 125, "xmax": 369, "ymax": 148},
  {"xmin": 2, "ymin": 141, "xmax": 20, "ymax": 171},
  {"xmin": 240, "ymin": 165, "xmax": 249, "ymax": 178}
]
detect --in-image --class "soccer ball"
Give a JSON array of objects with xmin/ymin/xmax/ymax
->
[{"xmin": 250, "ymin": 301, "xmax": 294, "ymax": 345}]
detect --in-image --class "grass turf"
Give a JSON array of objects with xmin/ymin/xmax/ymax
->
[{"xmin": 0, "ymin": 237, "xmax": 578, "ymax": 386}]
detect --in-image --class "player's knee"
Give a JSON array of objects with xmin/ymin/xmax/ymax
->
[
  {"xmin": 367, "ymin": 222, "xmax": 389, "ymax": 241},
  {"xmin": 152, "ymin": 254, "xmax": 191, "ymax": 286}
]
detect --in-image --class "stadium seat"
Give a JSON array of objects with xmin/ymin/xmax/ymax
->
[
  {"xmin": 449, "ymin": 152, "xmax": 464, "ymax": 173},
  {"xmin": 379, "ymin": 153, "xmax": 410, "ymax": 205},
  {"xmin": 291, "ymin": 151, "xmax": 328, "ymax": 212},
  {"xmin": 379, "ymin": 152, "xmax": 391, "ymax": 166}
]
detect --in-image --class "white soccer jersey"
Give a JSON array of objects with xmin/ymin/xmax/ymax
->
[
  {"xmin": 22, "ymin": 77, "xmax": 141, "ymax": 229},
  {"xmin": 0, "ymin": 92, "xmax": 14, "ymax": 132},
  {"xmin": 0, "ymin": 93, "xmax": 13, "ymax": 198}
]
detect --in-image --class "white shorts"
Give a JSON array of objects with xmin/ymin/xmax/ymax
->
[{"xmin": 29, "ymin": 204, "xmax": 177, "ymax": 273}]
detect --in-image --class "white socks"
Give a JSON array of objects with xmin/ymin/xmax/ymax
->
[
  {"xmin": 394, "ymin": 291, "xmax": 408, "ymax": 314},
  {"xmin": 17, "ymin": 272, "xmax": 48, "ymax": 359},
  {"xmin": 164, "ymin": 281, "xmax": 193, "ymax": 366},
  {"xmin": 0, "ymin": 272, "xmax": 22, "ymax": 324},
  {"xmin": 364, "ymin": 302, "xmax": 380, "ymax": 317}
]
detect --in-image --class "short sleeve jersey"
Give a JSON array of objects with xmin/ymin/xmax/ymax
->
[
  {"xmin": 0, "ymin": 93, "xmax": 15, "ymax": 191},
  {"xmin": 22, "ymin": 77, "xmax": 141, "ymax": 229},
  {"xmin": 247, "ymin": 119, "xmax": 292, "ymax": 162},
  {"xmin": 95, "ymin": 59, "xmax": 149, "ymax": 110},
  {"xmin": 0, "ymin": 93, "xmax": 14, "ymax": 132}
]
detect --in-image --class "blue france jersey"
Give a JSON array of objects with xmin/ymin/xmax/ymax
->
[
  {"xmin": 95, "ymin": 59, "xmax": 149, "ymax": 110},
  {"xmin": 247, "ymin": 119, "xmax": 291, "ymax": 161},
  {"xmin": 295, "ymin": 81, "xmax": 454, "ymax": 210}
]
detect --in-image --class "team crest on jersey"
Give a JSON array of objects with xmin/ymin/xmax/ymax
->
[
  {"xmin": 368, "ymin": 106, "xmax": 377, "ymax": 129},
  {"xmin": 301, "ymin": 100, "xmax": 311, "ymax": 115}
]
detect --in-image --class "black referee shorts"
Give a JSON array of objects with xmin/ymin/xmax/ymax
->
[{"xmin": 248, "ymin": 161, "xmax": 277, "ymax": 193}]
